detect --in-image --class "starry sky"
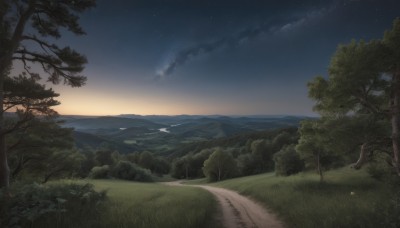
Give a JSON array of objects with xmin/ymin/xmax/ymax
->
[{"xmin": 49, "ymin": 0, "xmax": 400, "ymax": 116}]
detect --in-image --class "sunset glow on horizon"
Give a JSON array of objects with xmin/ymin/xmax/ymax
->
[{"xmin": 31, "ymin": 0, "xmax": 400, "ymax": 117}]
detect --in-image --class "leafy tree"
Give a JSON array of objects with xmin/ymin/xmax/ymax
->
[
  {"xmin": 89, "ymin": 165, "xmax": 110, "ymax": 179},
  {"xmin": 110, "ymin": 161, "xmax": 152, "ymax": 182},
  {"xmin": 152, "ymin": 157, "xmax": 170, "ymax": 176},
  {"xmin": 38, "ymin": 149, "xmax": 83, "ymax": 183},
  {"xmin": 77, "ymin": 147, "xmax": 96, "ymax": 177},
  {"xmin": 125, "ymin": 153, "xmax": 140, "ymax": 164},
  {"xmin": 190, "ymin": 149, "xmax": 211, "ymax": 177},
  {"xmin": 203, "ymin": 148, "xmax": 238, "ymax": 182},
  {"xmin": 250, "ymin": 139, "xmax": 274, "ymax": 172},
  {"xmin": 2, "ymin": 75, "xmax": 79, "ymax": 183},
  {"xmin": 296, "ymin": 120, "xmax": 333, "ymax": 182},
  {"xmin": 171, "ymin": 157, "xmax": 188, "ymax": 179},
  {"xmin": 138, "ymin": 151, "xmax": 155, "ymax": 170},
  {"xmin": 7, "ymin": 119, "xmax": 78, "ymax": 181},
  {"xmin": 307, "ymin": 18, "xmax": 400, "ymax": 175},
  {"xmin": 0, "ymin": 0, "xmax": 96, "ymax": 188},
  {"xmin": 273, "ymin": 145, "xmax": 304, "ymax": 176},
  {"xmin": 94, "ymin": 150, "xmax": 115, "ymax": 166},
  {"xmin": 3, "ymin": 75, "xmax": 61, "ymax": 170},
  {"xmin": 272, "ymin": 131, "xmax": 297, "ymax": 150},
  {"xmin": 383, "ymin": 18, "xmax": 400, "ymax": 175},
  {"xmin": 237, "ymin": 153, "xmax": 258, "ymax": 176},
  {"xmin": 172, "ymin": 148, "xmax": 227, "ymax": 179},
  {"xmin": 328, "ymin": 115, "xmax": 390, "ymax": 169},
  {"xmin": 171, "ymin": 154, "xmax": 194, "ymax": 179}
]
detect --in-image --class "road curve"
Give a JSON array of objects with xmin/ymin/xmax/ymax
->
[{"xmin": 165, "ymin": 181, "xmax": 284, "ymax": 228}]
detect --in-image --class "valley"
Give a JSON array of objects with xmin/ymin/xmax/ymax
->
[{"xmin": 61, "ymin": 115, "xmax": 308, "ymax": 154}]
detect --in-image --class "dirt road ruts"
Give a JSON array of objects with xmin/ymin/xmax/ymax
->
[{"xmin": 165, "ymin": 181, "xmax": 284, "ymax": 228}]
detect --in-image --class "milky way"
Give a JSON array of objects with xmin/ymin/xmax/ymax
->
[{"xmin": 155, "ymin": 4, "xmax": 333, "ymax": 79}]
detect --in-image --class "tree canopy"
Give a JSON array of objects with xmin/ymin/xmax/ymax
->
[
  {"xmin": 0, "ymin": 0, "xmax": 96, "ymax": 188},
  {"xmin": 203, "ymin": 148, "xmax": 238, "ymax": 182},
  {"xmin": 306, "ymin": 18, "xmax": 400, "ymax": 176}
]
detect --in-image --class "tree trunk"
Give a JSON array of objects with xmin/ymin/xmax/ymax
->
[
  {"xmin": 353, "ymin": 143, "xmax": 368, "ymax": 169},
  {"xmin": 317, "ymin": 152, "xmax": 323, "ymax": 182},
  {"xmin": 0, "ymin": 3, "xmax": 35, "ymax": 189},
  {"xmin": 0, "ymin": 74, "xmax": 9, "ymax": 189},
  {"xmin": 0, "ymin": 135, "xmax": 9, "ymax": 189},
  {"xmin": 11, "ymin": 155, "xmax": 24, "ymax": 178},
  {"xmin": 391, "ymin": 71, "xmax": 400, "ymax": 176}
]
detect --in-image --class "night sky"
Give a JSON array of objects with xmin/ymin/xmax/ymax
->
[{"xmin": 51, "ymin": 0, "xmax": 400, "ymax": 116}]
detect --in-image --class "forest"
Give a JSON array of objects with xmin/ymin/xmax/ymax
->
[{"xmin": 1, "ymin": 1, "xmax": 400, "ymax": 228}]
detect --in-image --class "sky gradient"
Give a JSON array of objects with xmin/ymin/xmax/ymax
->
[{"xmin": 45, "ymin": 0, "xmax": 400, "ymax": 116}]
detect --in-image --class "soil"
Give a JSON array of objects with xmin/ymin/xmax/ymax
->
[{"xmin": 165, "ymin": 181, "xmax": 284, "ymax": 228}]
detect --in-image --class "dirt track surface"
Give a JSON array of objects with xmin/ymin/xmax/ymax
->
[{"xmin": 165, "ymin": 181, "xmax": 284, "ymax": 228}]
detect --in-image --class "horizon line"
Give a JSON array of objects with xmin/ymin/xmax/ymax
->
[{"xmin": 57, "ymin": 113, "xmax": 317, "ymax": 117}]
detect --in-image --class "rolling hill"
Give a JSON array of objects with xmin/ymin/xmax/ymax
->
[
  {"xmin": 62, "ymin": 116, "xmax": 166, "ymax": 131},
  {"xmin": 64, "ymin": 115, "xmax": 310, "ymax": 154}
]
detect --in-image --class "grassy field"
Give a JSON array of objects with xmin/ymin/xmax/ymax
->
[
  {"xmin": 210, "ymin": 167, "xmax": 396, "ymax": 228},
  {"xmin": 30, "ymin": 168, "xmax": 397, "ymax": 228},
  {"xmin": 41, "ymin": 180, "xmax": 220, "ymax": 228}
]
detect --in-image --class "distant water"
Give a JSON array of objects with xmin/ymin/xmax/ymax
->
[{"xmin": 159, "ymin": 128, "xmax": 170, "ymax": 133}]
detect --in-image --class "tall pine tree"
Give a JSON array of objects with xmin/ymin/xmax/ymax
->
[{"xmin": 0, "ymin": 0, "xmax": 95, "ymax": 188}]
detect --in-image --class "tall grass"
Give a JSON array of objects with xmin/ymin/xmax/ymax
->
[
  {"xmin": 212, "ymin": 167, "xmax": 395, "ymax": 228},
  {"xmin": 94, "ymin": 180, "xmax": 219, "ymax": 228},
  {"xmin": 37, "ymin": 179, "xmax": 220, "ymax": 228}
]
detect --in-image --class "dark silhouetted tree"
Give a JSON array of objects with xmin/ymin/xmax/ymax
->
[
  {"xmin": 273, "ymin": 145, "xmax": 304, "ymax": 176},
  {"xmin": 8, "ymin": 119, "xmax": 75, "ymax": 180},
  {"xmin": 95, "ymin": 150, "xmax": 115, "ymax": 166},
  {"xmin": 0, "ymin": 0, "xmax": 96, "ymax": 188},
  {"xmin": 138, "ymin": 151, "xmax": 155, "ymax": 171}
]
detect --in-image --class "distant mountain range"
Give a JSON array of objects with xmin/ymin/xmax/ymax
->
[
  {"xmin": 58, "ymin": 114, "xmax": 313, "ymax": 154},
  {"xmin": 62, "ymin": 116, "xmax": 166, "ymax": 130}
]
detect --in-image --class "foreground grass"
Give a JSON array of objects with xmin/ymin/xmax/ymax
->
[
  {"xmin": 46, "ymin": 179, "xmax": 219, "ymax": 228},
  {"xmin": 211, "ymin": 167, "xmax": 395, "ymax": 228}
]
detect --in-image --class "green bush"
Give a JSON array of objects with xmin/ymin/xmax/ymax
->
[
  {"xmin": 367, "ymin": 153, "xmax": 398, "ymax": 183},
  {"xmin": 111, "ymin": 161, "xmax": 153, "ymax": 182},
  {"xmin": 89, "ymin": 165, "xmax": 110, "ymax": 179},
  {"xmin": 273, "ymin": 145, "xmax": 304, "ymax": 176},
  {"xmin": 0, "ymin": 183, "xmax": 106, "ymax": 228}
]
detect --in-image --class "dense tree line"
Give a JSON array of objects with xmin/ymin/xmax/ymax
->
[
  {"xmin": 75, "ymin": 148, "xmax": 170, "ymax": 181},
  {"xmin": 164, "ymin": 127, "xmax": 299, "ymax": 157},
  {"xmin": 171, "ymin": 129, "xmax": 299, "ymax": 181}
]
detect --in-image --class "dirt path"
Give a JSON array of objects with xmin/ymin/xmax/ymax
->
[{"xmin": 165, "ymin": 181, "xmax": 284, "ymax": 228}]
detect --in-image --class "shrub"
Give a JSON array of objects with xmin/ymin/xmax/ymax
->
[
  {"xmin": 89, "ymin": 165, "xmax": 110, "ymax": 179},
  {"xmin": 273, "ymin": 145, "xmax": 304, "ymax": 176},
  {"xmin": 133, "ymin": 166, "xmax": 153, "ymax": 182},
  {"xmin": 0, "ymin": 183, "xmax": 106, "ymax": 227},
  {"xmin": 111, "ymin": 161, "xmax": 153, "ymax": 182},
  {"xmin": 367, "ymin": 153, "xmax": 397, "ymax": 183}
]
